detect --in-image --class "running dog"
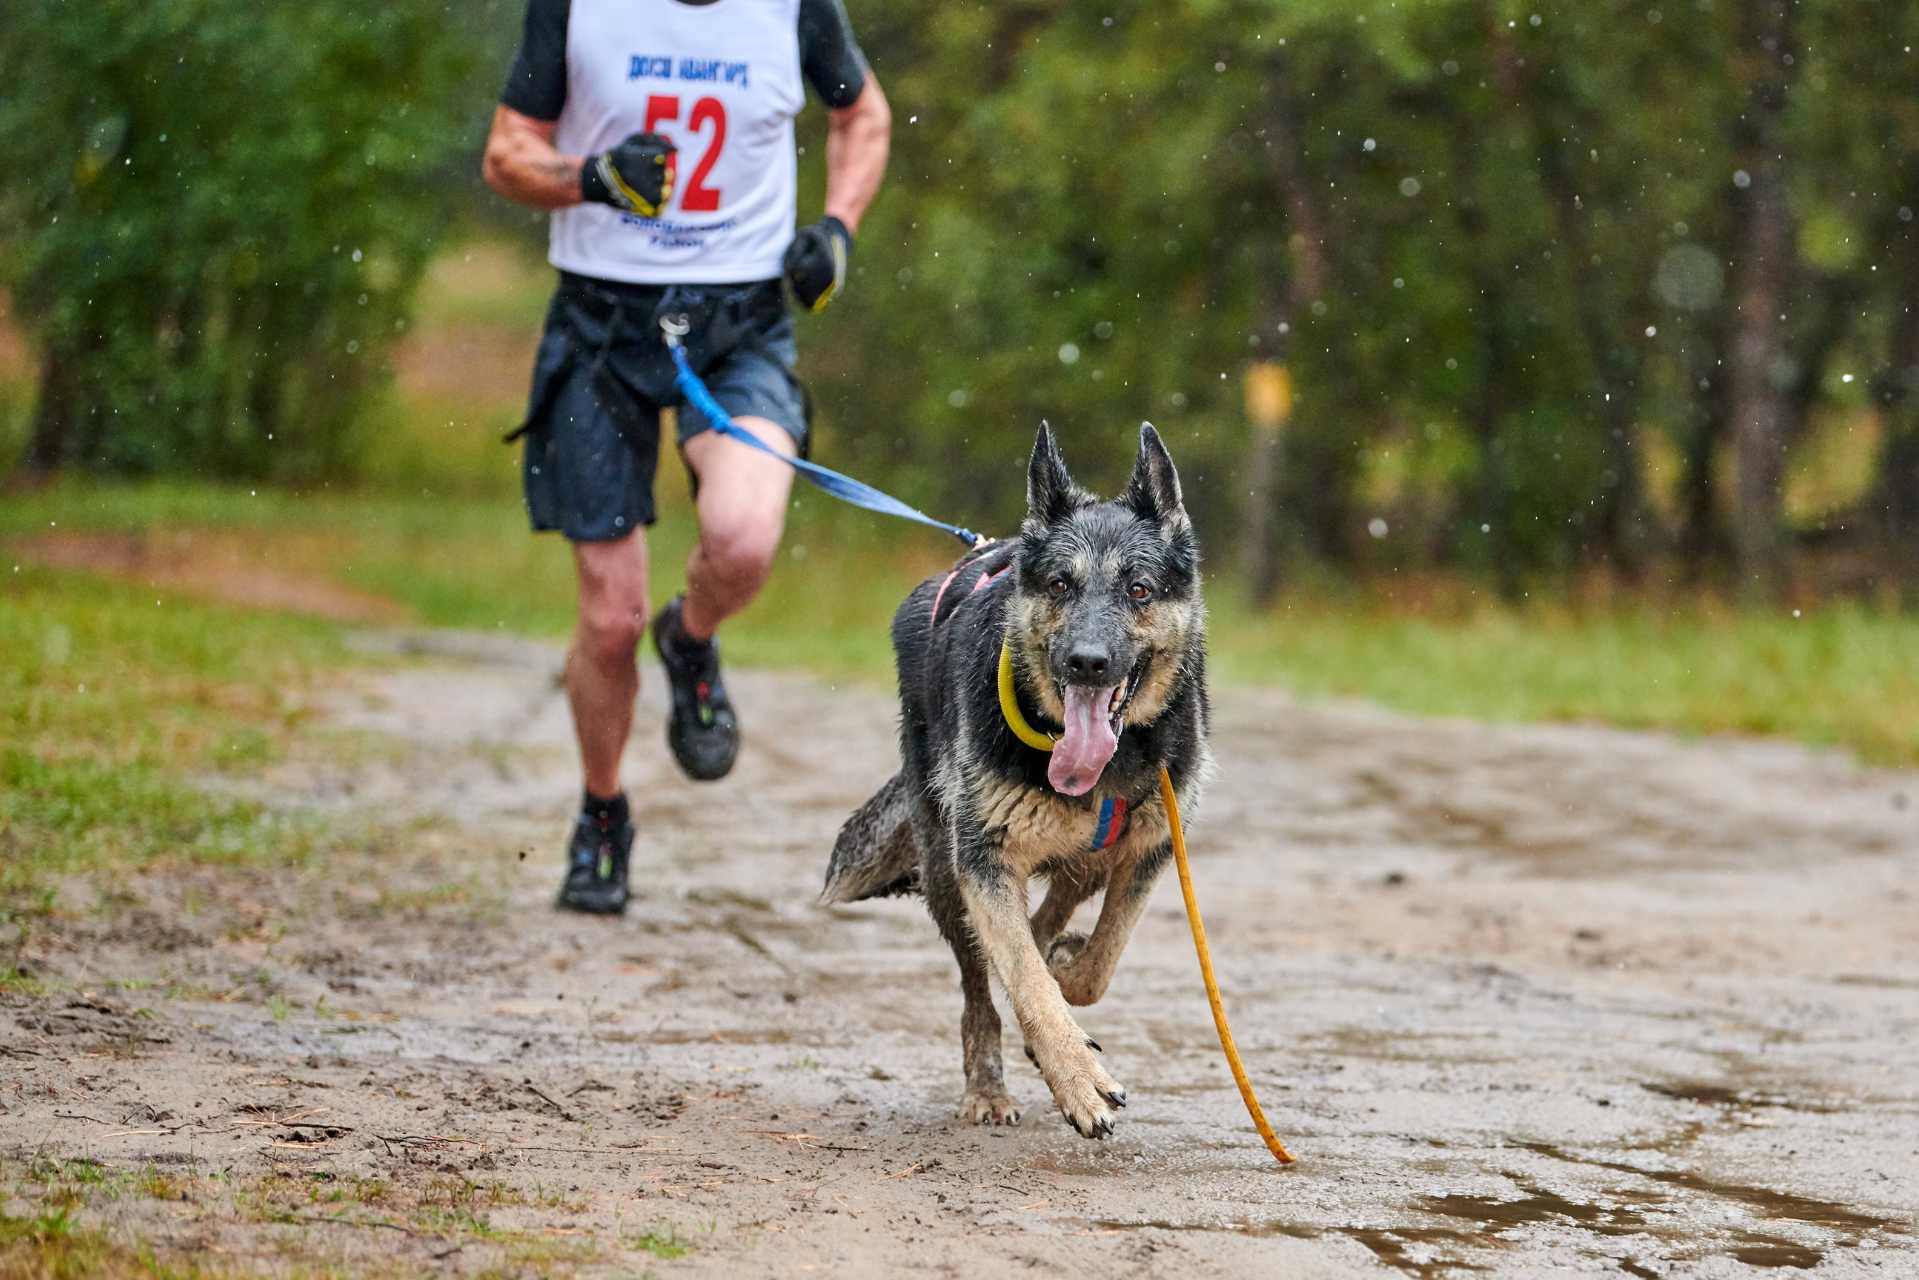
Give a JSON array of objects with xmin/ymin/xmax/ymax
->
[{"xmin": 823, "ymin": 424, "xmax": 1209, "ymax": 1138}]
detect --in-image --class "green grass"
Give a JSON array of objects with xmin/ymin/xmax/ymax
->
[
  {"xmin": 625, "ymin": 1225, "xmax": 693, "ymax": 1260},
  {"xmin": 0, "ymin": 1197, "xmax": 247, "ymax": 1280},
  {"xmin": 1212, "ymin": 595, "xmax": 1919, "ymax": 765},
  {"xmin": 351, "ymin": 387, "xmax": 526, "ymax": 500},
  {"xmin": 7, "ymin": 479, "xmax": 1919, "ymax": 766},
  {"xmin": 0, "ymin": 561, "xmax": 346, "ymax": 912},
  {"xmin": 0, "ymin": 1213, "xmax": 269, "ymax": 1280},
  {"xmin": 408, "ymin": 236, "xmax": 553, "ymax": 334},
  {"xmin": 1, "ymin": 478, "xmax": 950, "ymax": 680},
  {"xmin": 1, "ymin": 1157, "xmax": 612, "ymax": 1278}
]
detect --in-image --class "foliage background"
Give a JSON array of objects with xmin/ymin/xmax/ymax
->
[
  {"xmin": 2, "ymin": 0, "xmax": 1916, "ymax": 601},
  {"xmin": 0, "ymin": 0, "xmax": 487, "ymax": 478},
  {"xmin": 809, "ymin": 0, "xmax": 1919, "ymax": 597}
]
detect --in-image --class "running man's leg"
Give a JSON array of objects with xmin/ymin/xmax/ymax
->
[
  {"xmin": 567, "ymin": 529, "xmax": 651, "ymax": 796},
  {"xmin": 650, "ymin": 415, "xmax": 795, "ymax": 782},
  {"xmin": 654, "ymin": 310, "xmax": 806, "ymax": 782},
  {"xmin": 518, "ymin": 280, "xmax": 661, "ymax": 909},
  {"xmin": 677, "ymin": 415, "xmax": 797, "ymax": 640}
]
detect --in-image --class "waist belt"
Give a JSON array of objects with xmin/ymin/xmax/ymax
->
[{"xmin": 505, "ymin": 276, "xmax": 784, "ymax": 444}]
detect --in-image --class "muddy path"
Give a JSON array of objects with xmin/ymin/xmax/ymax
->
[{"xmin": 5, "ymin": 632, "xmax": 1917, "ymax": 1276}]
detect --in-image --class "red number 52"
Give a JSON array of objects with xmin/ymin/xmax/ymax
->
[{"xmin": 643, "ymin": 94, "xmax": 727, "ymax": 214}]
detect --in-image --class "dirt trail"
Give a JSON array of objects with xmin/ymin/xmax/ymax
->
[{"xmin": 5, "ymin": 631, "xmax": 1917, "ymax": 1276}]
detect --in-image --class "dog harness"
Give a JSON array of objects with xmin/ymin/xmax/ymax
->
[{"xmin": 928, "ymin": 556, "xmax": 1008, "ymax": 628}]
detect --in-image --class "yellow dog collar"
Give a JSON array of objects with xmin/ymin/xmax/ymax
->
[{"xmin": 997, "ymin": 642, "xmax": 1058, "ymax": 752}]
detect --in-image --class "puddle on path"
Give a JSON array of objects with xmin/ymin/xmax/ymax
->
[
  {"xmin": 1092, "ymin": 1218, "xmax": 1490, "ymax": 1279},
  {"xmin": 1516, "ymin": 1140, "xmax": 1903, "ymax": 1236},
  {"xmin": 1422, "ymin": 1184, "xmax": 1646, "ymax": 1236},
  {"xmin": 1641, "ymin": 1079, "xmax": 1839, "ymax": 1114}
]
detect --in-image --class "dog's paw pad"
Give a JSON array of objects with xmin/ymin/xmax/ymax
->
[
  {"xmin": 958, "ymin": 1088, "xmax": 1021, "ymax": 1127},
  {"xmin": 1046, "ymin": 931, "xmax": 1089, "ymax": 970},
  {"xmin": 1022, "ymin": 1043, "xmax": 1040, "ymax": 1070}
]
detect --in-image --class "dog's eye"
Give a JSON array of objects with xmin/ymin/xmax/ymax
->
[
  {"xmin": 1048, "ymin": 576, "xmax": 1070, "ymax": 597},
  {"xmin": 1128, "ymin": 581, "xmax": 1153, "ymax": 602}
]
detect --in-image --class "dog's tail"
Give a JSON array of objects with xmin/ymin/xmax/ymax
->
[{"xmin": 821, "ymin": 771, "xmax": 922, "ymax": 904}]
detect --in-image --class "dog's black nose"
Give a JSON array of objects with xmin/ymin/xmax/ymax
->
[{"xmin": 1065, "ymin": 646, "xmax": 1111, "ymax": 682}]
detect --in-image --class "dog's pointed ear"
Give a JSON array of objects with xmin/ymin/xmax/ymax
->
[
  {"xmin": 1026, "ymin": 421, "xmax": 1076, "ymax": 525},
  {"xmin": 1125, "ymin": 423, "xmax": 1186, "ymax": 529}
]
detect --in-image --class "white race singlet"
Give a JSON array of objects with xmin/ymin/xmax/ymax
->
[{"xmin": 550, "ymin": 0, "xmax": 804, "ymax": 284}]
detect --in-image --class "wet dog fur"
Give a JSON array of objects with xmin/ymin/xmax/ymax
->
[{"xmin": 823, "ymin": 424, "xmax": 1209, "ymax": 1138}]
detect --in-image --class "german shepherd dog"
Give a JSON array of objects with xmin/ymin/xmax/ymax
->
[{"xmin": 822, "ymin": 424, "xmax": 1208, "ymax": 1138}]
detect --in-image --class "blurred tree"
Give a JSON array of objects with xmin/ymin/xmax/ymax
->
[
  {"xmin": 6, "ymin": 0, "xmax": 1907, "ymax": 597},
  {"xmin": 810, "ymin": 0, "xmax": 1909, "ymax": 596},
  {"xmin": 1826, "ymin": 1, "xmax": 1919, "ymax": 599},
  {"xmin": 1241, "ymin": 47, "xmax": 1328, "ymax": 603},
  {"xmin": 1723, "ymin": 0, "xmax": 1801, "ymax": 599},
  {"xmin": 0, "ymin": 0, "xmax": 482, "ymax": 479}
]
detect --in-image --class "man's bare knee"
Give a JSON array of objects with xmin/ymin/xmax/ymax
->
[
  {"xmin": 571, "ymin": 534, "xmax": 650, "ymax": 669},
  {"xmin": 576, "ymin": 600, "xmax": 646, "ymax": 671},
  {"xmin": 698, "ymin": 516, "xmax": 781, "ymax": 590},
  {"xmin": 574, "ymin": 564, "xmax": 648, "ymax": 670}
]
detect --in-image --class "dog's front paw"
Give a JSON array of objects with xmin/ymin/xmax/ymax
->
[
  {"xmin": 958, "ymin": 1087, "xmax": 1022, "ymax": 1126},
  {"xmin": 1033, "ymin": 1034, "xmax": 1127, "ymax": 1139}
]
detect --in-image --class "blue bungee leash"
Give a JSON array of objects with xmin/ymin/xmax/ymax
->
[{"xmin": 660, "ymin": 314, "xmax": 984, "ymax": 549}]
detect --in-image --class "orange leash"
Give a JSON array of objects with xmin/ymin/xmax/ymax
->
[{"xmin": 1159, "ymin": 767, "xmax": 1295, "ymax": 1164}]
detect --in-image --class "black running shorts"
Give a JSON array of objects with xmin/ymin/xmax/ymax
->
[{"xmin": 518, "ymin": 275, "xmax": 808, "ymax": 543}]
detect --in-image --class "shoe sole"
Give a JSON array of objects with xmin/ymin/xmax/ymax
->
[{"xmin": 555, "ymin": 895, "xmax": 629, "ymax": 916}]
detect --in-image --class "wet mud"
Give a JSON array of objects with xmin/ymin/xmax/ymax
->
[{"xmin": 4, "ymin": 632, "xmax": 1916, "ymax": 1275}]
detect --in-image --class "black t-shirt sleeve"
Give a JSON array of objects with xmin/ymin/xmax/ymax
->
[
  {"xmin": 798, "ymin": 0, "xmax": 870, "ymax": 109},
  {"xmin": 501, "ymin": 0, "xmax": 569, "ymax": 120}
]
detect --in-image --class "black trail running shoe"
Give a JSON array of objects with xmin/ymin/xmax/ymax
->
[
  {"xmin": 557, "ymin": 807, "xmax": 633, "ymax": 915},
  {"xmin": 651, "ymin": 595, "xmax": 740, "ymax": 782}
]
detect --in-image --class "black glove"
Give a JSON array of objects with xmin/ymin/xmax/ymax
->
[
  {"xmin": 580, "ymin": 132, "xmax": 677, "ymax": 217},
  {"xmin": 784, "ymin": 215, "xmax": 852, "ymax": 312}
]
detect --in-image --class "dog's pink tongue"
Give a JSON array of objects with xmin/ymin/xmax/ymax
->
[{"xmin": 1048, "ymin": 685, "xmax": 1120, "ymax": 796}]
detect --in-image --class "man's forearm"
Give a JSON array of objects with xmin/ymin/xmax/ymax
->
[
  {"xmin": 822, "ymin": 80, "xmax": 891, "ymax": 234},
  {"xmin": 481, "ymin": 106, "xmax": 585, "ymax": 210},
  {"xmin": 490, "ymin": 151, "xmax": 585, "ymax": 210}
]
